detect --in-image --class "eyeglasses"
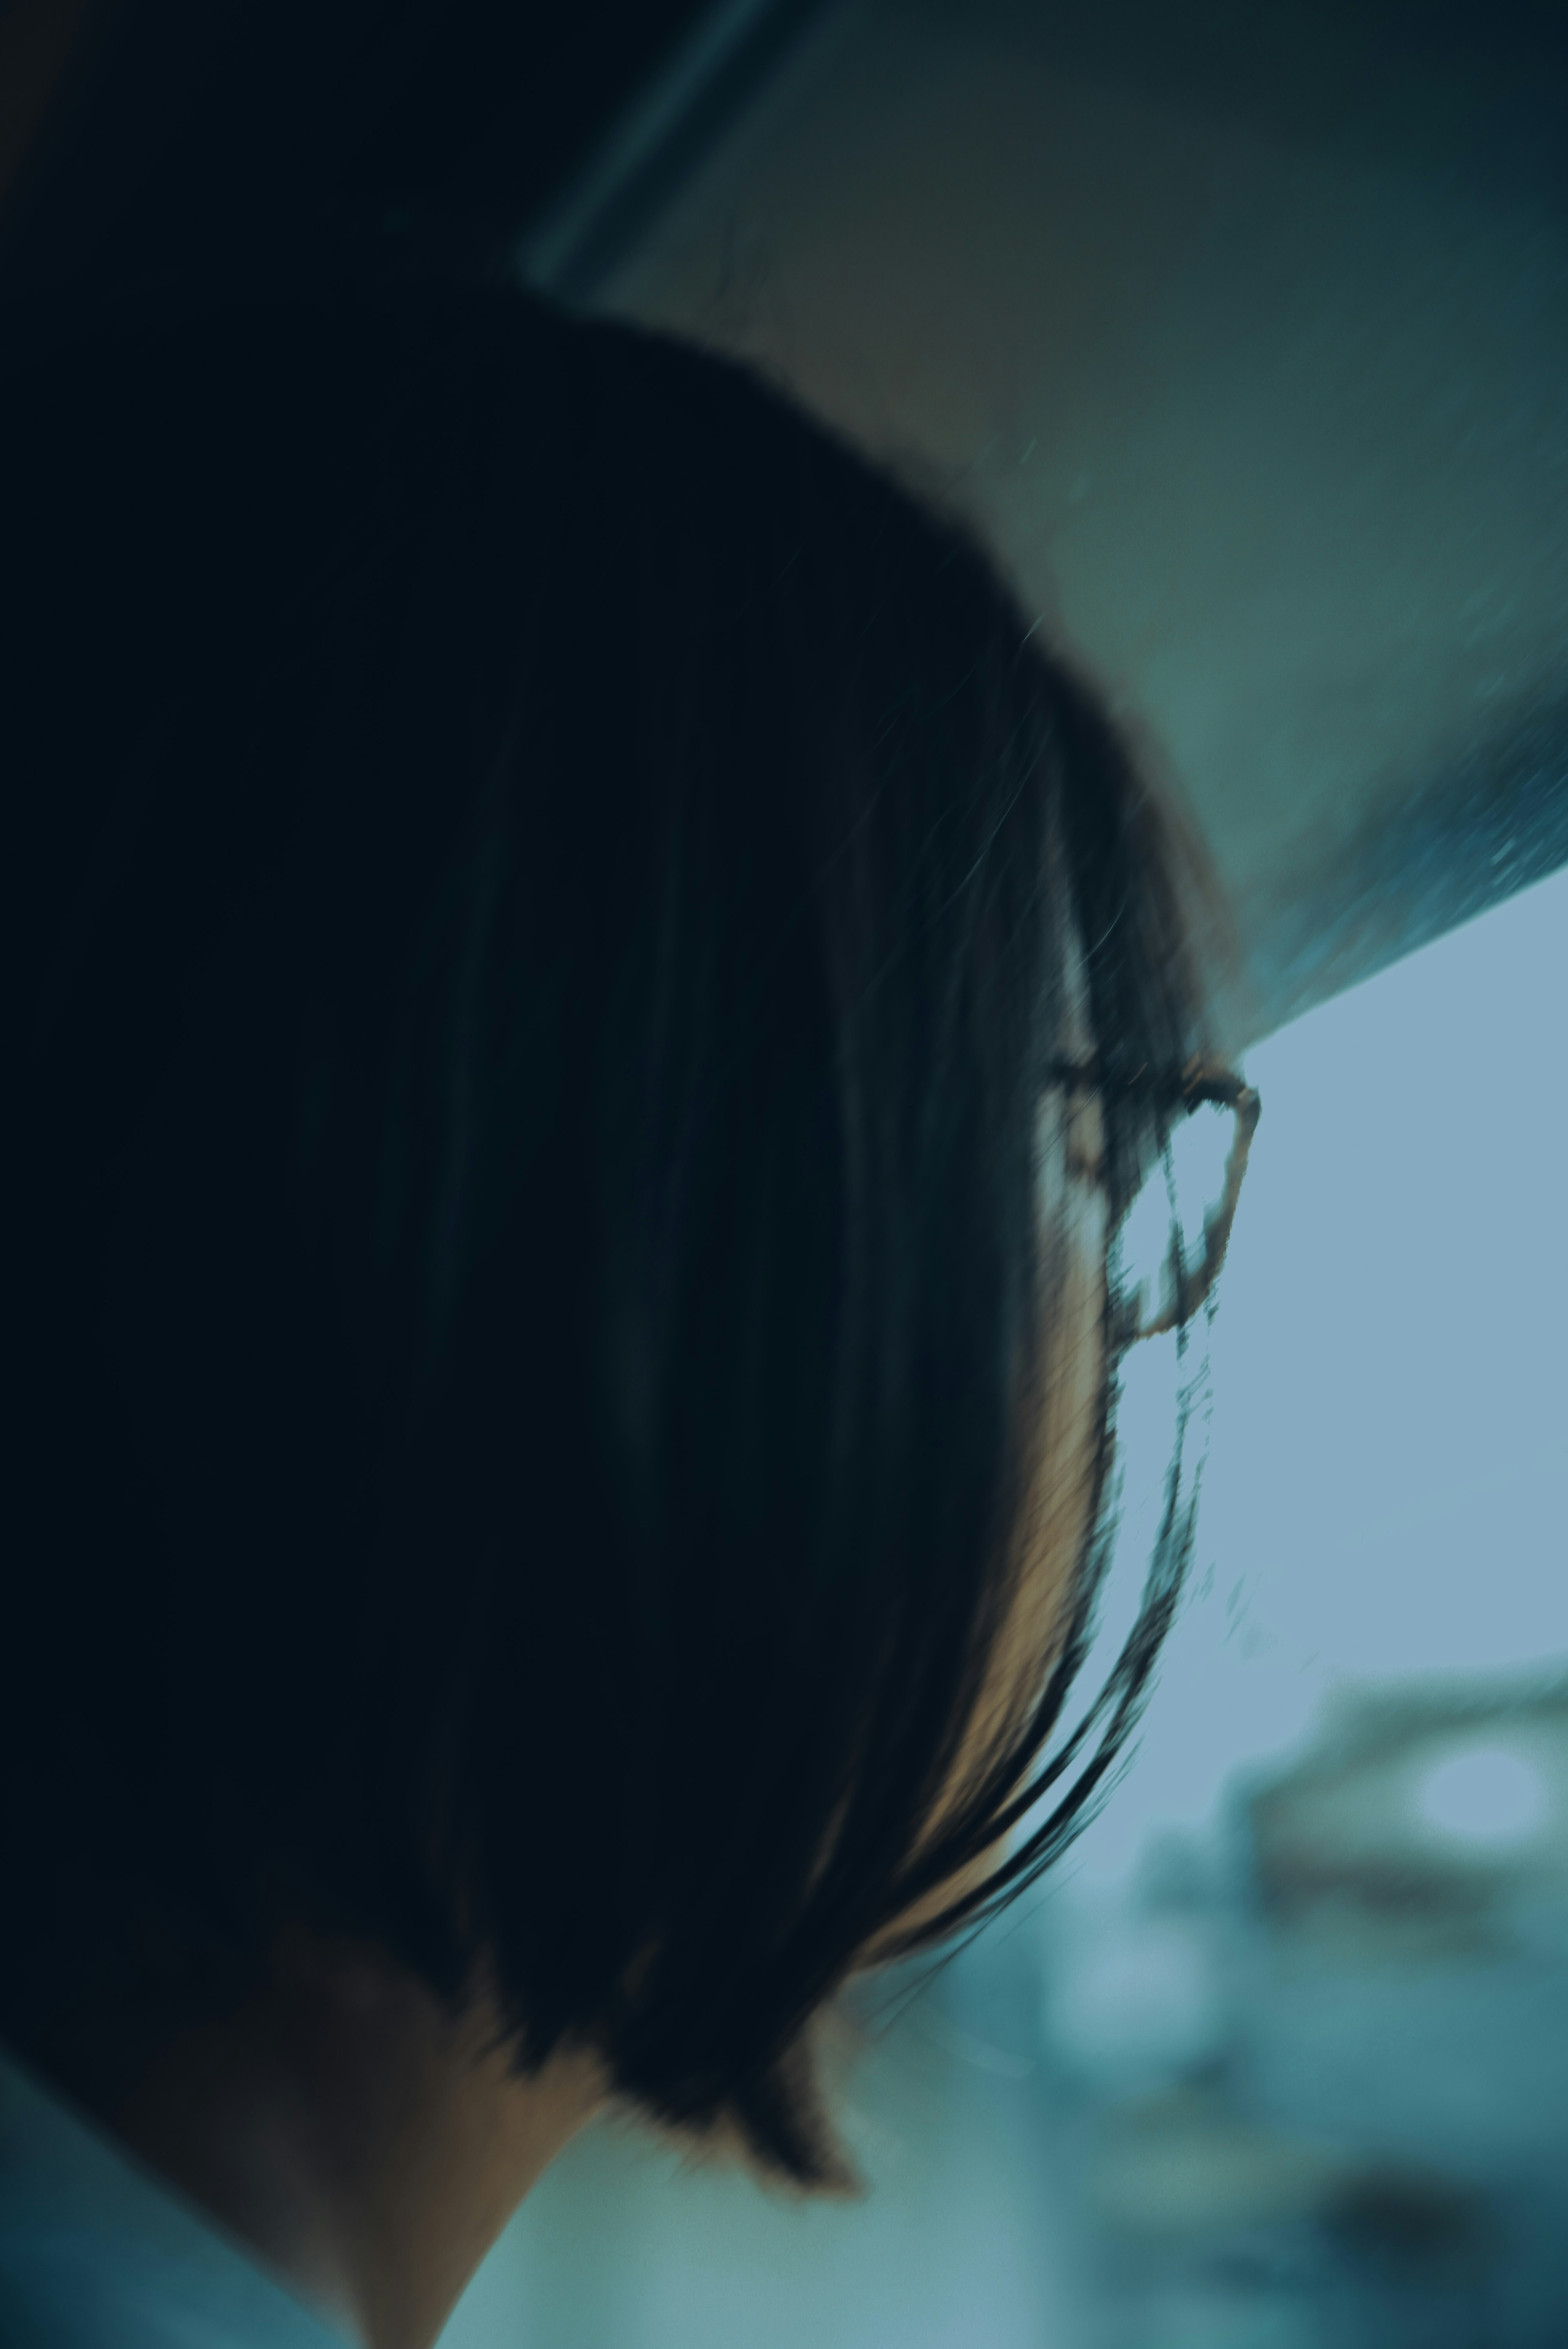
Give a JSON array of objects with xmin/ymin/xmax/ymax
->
[{"xmin": 1045, "ymin": 1057, "xmax": 1261, "ymax": 1344}]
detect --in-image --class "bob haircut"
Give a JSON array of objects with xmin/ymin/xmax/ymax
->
[{"xmin": 0, "ymin": 254, "xmax": 1205, "ymax": 2188}]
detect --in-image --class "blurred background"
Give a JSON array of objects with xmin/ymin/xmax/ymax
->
[{"xmin": 6, "ymin": 0, "xmax": 1566, "ymax": 2339}]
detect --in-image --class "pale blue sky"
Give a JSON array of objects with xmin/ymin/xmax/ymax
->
[{"xmin": 1063, "ymin": 857, "xmax": 1568, "ymax": 1884}]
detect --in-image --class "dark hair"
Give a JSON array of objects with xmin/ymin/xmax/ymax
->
[{"xmin": 0, "ymin": 262, "xmax": 1205, "ymax": 2188}]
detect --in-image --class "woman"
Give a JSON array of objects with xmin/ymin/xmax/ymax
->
[{"xmin": 0, "ymin": 243, "xmax": 1250, "ymax": 2349}]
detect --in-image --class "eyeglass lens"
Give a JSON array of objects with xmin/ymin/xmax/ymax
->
[{"xmin": 1113, "ymin": 1096, "xmax": 1249, "ymax": 1341}]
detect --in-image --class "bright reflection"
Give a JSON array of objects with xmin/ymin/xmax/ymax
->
[
  {"xmin": 1049, "ymin": 1915, "xmax": 1224, "ymax": 2081},
  {"xmin": 1416, "ymin": 1743, "xmax": 1550, "ymax": 1849}
]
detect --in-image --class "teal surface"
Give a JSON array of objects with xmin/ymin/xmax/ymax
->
[{"xmin": 0, "ymin": 2048, "xmax": 350, "ymax": 2349}]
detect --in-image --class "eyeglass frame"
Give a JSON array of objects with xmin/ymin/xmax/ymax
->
[{"xmin": 1043, "ymin": 1056, "xmax": 1261, "ymax": 1342}]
